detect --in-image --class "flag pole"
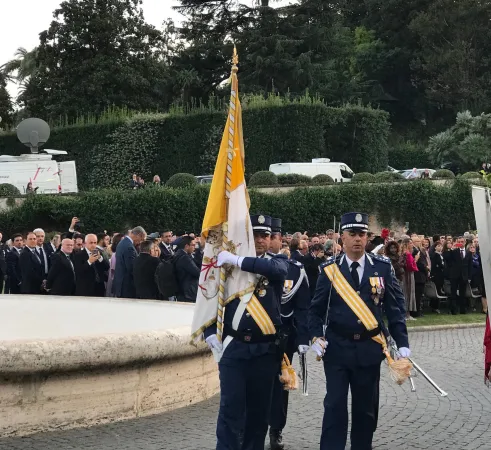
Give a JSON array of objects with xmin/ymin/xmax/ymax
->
[{"xmin": 216, "ymin": 47, "xmax": 239, "ymax": 344}]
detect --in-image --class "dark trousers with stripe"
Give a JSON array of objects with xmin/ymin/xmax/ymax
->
[
  {"xmin": 321, "ymin": 360, "xmax": 380, "ymax": 450},
  {"xmin": 217, "ymin": 352, "xmax": 279, "ymax": 450}
]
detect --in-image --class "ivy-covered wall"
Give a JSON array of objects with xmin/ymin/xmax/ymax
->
[
  {"xmin": 0, "ymin": 180, "xmax": 474, "ymax": 237},
  {"xmin": 0, "ymin": 102, "xmax": 390, "ymax": 190}
]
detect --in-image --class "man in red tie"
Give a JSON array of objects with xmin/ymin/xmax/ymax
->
[{"xmin": 448, "ymin": 236, "xmax": 472, "ymax": 315}]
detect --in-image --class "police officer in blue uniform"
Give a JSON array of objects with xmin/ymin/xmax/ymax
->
[
  {"xmin": 204, "ymin": 214, "xmax": 289, "ymax": 450},
  {"xmin": 268, "ymin": 217, "xmax": 311, "ymax": 449},
  {"xmin": 309, "ymin": 212, "xmax": 410, "ymax": 450}
]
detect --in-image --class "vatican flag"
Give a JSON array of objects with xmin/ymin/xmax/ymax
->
[{"xmin": 191, "ymin": 47, "xmax": 256, "ymax": 349}]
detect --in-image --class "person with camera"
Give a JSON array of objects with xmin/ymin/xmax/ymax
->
[{"xmin": 73, "ymin": 234, "xmax": 109, "ymax": 297}]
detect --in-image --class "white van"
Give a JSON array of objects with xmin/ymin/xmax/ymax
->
[
  {"xmin": 0, "ymin": 153, "xmax": 78, "ymax": 194},
  {"xmin": 269, "ymin": 158, "xmax": 354, "ymax": 183}
]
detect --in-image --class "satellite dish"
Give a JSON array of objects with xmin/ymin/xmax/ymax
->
[{"xmin": 16, "ymin": 118, "xmax": 50, "ymax": 154}]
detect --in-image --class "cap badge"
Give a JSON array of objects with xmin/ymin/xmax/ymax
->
[
  {"xmin": 258, "ymin": 215, "xmax": 265, "ymax": 224},
  {"xmin": 355, "ymin": 214, "xmax": 362, "ymax": 223}
]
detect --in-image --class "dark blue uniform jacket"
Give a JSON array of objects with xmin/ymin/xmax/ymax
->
[{"xmin": 309, "ymin": 253, "xmax": 409, "ymax": 367}]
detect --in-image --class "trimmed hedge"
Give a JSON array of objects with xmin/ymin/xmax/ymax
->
[
  {"xmin": 460, "ymin": 172, "xmax": 481, "ymax": 179},
  {"xmin": 0, "ymin": 102, "xmax": 390, "ymax": 190},
  {"xmin": 373, "ymin": 171, "xmax": 405, "ymax": 182},
  {"xmin": 249, "ymin": 171, "xmax": 278, "ymax": 187},
  {"xmin": 312, "ymin": 174, "xmax": 334, "ymax": 185},
  {"xmin": 433, "ymin": 169, "xmax": 455, "ymax": 179},
  {"xmin": 388, "ymin": 142, "xmax": 431, "ymax": 170},
  {"xmin": 0, "ymin": 184, "xmax": 21, "ymax": 196},
  {"xmin": 352, "ymin": 172, "xmax": 375, "ymax": 183},
  {"xmin": 0, "ymin": 180, "xmax": 475, "ymax": 236},
  {"xmin": 277, "ymin": 174, "xmax": 312, "ymax": 186},
  {"xmin": 166, "ymin": 173, "xmax": 198, "ymax": 188}
]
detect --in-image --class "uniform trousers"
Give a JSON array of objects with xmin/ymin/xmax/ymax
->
[
  {"xmin": 217, "ymin": 352, "xmax": 279, "ymax": 450},
  {"xmin": 321, "ymin": 360, "xmax": 380, "ymax": 450},
  {"xmin": 269, "ymin": 333, "xmax": 296, "ymax": 430}
]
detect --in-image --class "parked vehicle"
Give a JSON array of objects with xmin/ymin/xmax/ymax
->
[
  {"xmin": 399, "ymin": 168, "xmax": 436, "ymax": 179},
  {"xmin": 269, "ymin": 158, "xmax": 354, "ymax": 183},
  {"xmin": 0, "ymin": 152, "xmax": 78, "ymax": 194},
  {"xmin": 195, "ymin": 175, "xmax": 213, "ymax": 184}
]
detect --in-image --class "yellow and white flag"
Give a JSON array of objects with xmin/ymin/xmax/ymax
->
[{"xmin": 191, "ymin": 47, "xmax": 256, "ymax": 344}]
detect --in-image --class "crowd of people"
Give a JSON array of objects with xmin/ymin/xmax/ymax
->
[
  {"xmin": 0, "ymin": 217, "xmax": 204, "ymax": 302},
  {"xmin": 0, "ymin": 219, "xmax": 486, "ymax": 320}
]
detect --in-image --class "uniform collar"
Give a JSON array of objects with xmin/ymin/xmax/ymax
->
[{"xmin": 343, "ymin": 253, "xmax": 366, "ymax": 270}]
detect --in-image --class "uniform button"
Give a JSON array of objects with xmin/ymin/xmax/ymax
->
[
  {"xmin": 357, "ymin": 320, "xmax": 362, "ymax": 324},
  {"xmin": 356, "ymin": 291, "xmax": 361, "ymax": 295},
  {"xmin": 246, "ymin": 313, "xmax": 251, "ymax": 317}
]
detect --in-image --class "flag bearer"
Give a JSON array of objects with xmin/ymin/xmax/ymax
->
[{"xmin": 205, "ymin": 214, "xmax": 289, "ymax": 450}]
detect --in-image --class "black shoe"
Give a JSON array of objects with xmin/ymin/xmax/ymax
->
[{"xmin": 270, "ymin": 429, "xmax": 284, "ymax": 450}]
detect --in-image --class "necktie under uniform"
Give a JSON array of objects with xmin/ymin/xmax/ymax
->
[{"xmin": 350, "ymin": 261, "xmax": 360, "ymax": 289}]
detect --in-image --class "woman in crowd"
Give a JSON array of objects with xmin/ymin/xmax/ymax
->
[
  {"xmin": 469, "ymin": 242, "xmax": 487, "ymax": 313},
  {"xmin": 400, "ymin": 238, "xmax": 418, "ymax": 320},
  {"xmin": 430, "ymin": 241, "xmax": 445, "ymax": 312},
  {"xmin": 385, "ymin": 241, "xmax": 404, "ymax": 282},
  {"xmin": 106, "ymin": 233, "xmax": 123, "ymax": 297}
]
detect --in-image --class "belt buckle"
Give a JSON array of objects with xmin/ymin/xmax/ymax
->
[
  {"xmin": 244, "ymin": 335, "xmax": 252, "ymax": 342},
  {"xmin": 353, "ymin": 334, "xmax": 361, "ymax": 341}
]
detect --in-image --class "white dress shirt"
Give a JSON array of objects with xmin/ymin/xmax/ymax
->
[{"xmin": 344, "ymin": 253, "xmax": 366, "ymax": 281}]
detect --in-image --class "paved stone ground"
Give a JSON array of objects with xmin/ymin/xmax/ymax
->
[{"xmin": 1, "ymin": 328, "xmax": 490, "ymax": 450}]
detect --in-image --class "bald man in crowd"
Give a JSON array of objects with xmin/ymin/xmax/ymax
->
[
  {"xmin": 46, "ymin": 239, "xmax": 76, "ymax": 296},
  {"xmin": 72, "ymin": 234, "xmax": 109, "ymax": 297}
]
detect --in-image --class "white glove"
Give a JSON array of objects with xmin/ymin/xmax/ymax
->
[
  {"xmin": 398, "ymin": 347, "xmax": 411, "ymax": 358},
  {"xmin": 311, "ymin": 338, "xmax": 327, "ymax": 357},
  {"xmin": 298, "ymin": 345, "xmax": 310, "ymax": 354},
  {"xmin": 216, "ymin": 251, "xmax": 244, "ymax": 267},
  {"xmin": 205, "ymin": 334, "xmax": 223, "ymax": 352}
]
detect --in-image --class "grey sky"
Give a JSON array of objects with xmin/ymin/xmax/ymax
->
[{"xmin": 1, "ymin": 0, "xmax": 293, "ymax": 98}]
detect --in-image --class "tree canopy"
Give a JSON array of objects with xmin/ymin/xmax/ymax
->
[{"xmin": 2, "ymin": 0, "xmax": 491, "ymax": 138}]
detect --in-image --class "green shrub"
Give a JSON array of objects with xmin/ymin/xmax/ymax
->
[
  {"xmin": 249, "ymin": 171, "xmax": 278, "ymax": 187},
  {"xmin": 373, "ymin": 171, "xmax": 405, "ymax": 182},
  {"xmin": 460, "ymin": 171, "xmax": 481, "ymax": 179},
  {"xmin": 166, "ymin": 173, "xmax": 198, "ymax": 188},
  {"xmin": 352, "ymin": 172, "xmax": 375, "ymax": 183},
  {"xmin": 0, "ymin": 183, "xmax": 21, "ymax": 197},
  {"xmin": 0, "ymin": 180, "xmax": 474, "ymax": 236},
  {"xmin": 277, "ymin": 174, "xmax": 312, "ymax": 186},
  {"xmin": 312, "ymin": 174, "xmax": 334, "ymax": 185},
  {"xmin": 433, "ymin": 169, "xmax": 455, "ymax": 179},
  {"xmin": 0, "ymin": 100, "xmax": 390, "ymax": 190}
]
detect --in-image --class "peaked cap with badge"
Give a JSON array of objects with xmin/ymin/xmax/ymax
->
[
  {"xmin": 340, "ymin": 212, "xmax": 369, "ymax": 232},
  {"xmin": 251, "ymin": 214, "xmax": 272, "ymax": 234}
]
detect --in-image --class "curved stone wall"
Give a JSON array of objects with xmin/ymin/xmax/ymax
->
[{"xmin": 0, "ymin": 296, "xmax": 219, "ymax": 437}]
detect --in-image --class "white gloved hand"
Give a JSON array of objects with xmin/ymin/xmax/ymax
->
[
  {"xmin": 398, "ymin": 347, "xmax": 411, "ymax": 358},
  {"xmin": 205, "ymin": 334, "xmax": 223, "ymax": 352},
  {"xmin": 217, "ymin": 251, "xmax": 244, "ymax": 267},
  {"xmin": 298, "ymin": 345, "xmax": 310, "ymax": 354},
  {"xmin": 311, "ymin": 338, "xmax": 327, "ymax": 357}
]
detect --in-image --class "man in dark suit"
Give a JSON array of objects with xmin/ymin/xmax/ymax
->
[
  {"xmin": 0, "ymin": 232, "xmax": 6, "ymax": 293},
  {"xmin": 33, "ymin": 228, "xmax": 50, "ymax": 278},
  {"xmin": 6, "ymin": 234, "xmax": 23, "ymax": 294},
  {"xmin": 159, "ymin": 230, "xmax": 174, "ymax": 261},
  {"xmin": 448, "ymin": 236, "xmax": 473, "ymax": 314},
  {"xmin": 19, "ymin": 232, "xmax": 45, "ymax": 294},
  {"xmin": 44, "ymin": 234, "xmax": 60, "ymax": 260},
  {"xmin": 73, "ymin": 234, "xmax": 110, "ymax": 297},
  {"xmin": 46, "ymin": 238, "xmax": 76, "ymax": 295},
  {"xmin": 174, "ymin": 236, "xmax": 200, "ymax": 302},
  {"xmin": 114, "ymin": 227, "xmax": 147, "ymax": 298},
  {"xmin": 133, "ymin": 240, "xmax": 160, "ymax": 299}
]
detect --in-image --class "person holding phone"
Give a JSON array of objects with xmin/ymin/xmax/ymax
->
[{"xmin": 73, "ymin": 234, "xmax": 109, "ymax": 297}]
